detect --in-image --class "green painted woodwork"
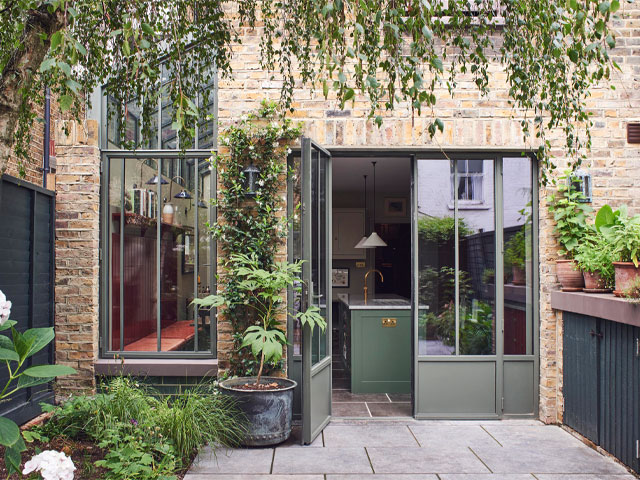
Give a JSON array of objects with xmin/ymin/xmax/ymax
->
[{"xmin": 349, "ymin": 309, "xmax": 411, "ymax": 394}]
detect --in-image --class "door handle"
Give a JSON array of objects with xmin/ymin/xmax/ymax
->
[{"xmin": 590, "ymin": 330, "xmax": 603, "ymax": 339}]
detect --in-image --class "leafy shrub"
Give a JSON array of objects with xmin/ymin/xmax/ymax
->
[
  {"xmin": 574, "ymin": 231, "xmax": 615, "ymax": 286},
  {"xmin": 38, "ymin": 376, "xmax": 245, "ymax": 479},
  {"xmin": 504, "ymin": 229, "xmax": 526, "ymax": 269},
  {"xmin": 418, "ymin": 216, "xmax": 472, "ymax": 243}
]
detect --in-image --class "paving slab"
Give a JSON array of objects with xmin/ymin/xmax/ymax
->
[
  {"xmin": 185, "ymin": 476, "xmax": 322, "ymax": 480},
  {"xmin": 187, "ymin": 446, "xmax": 274, "ymax": 475},
  {"xmin": 409, "ymin": 424, "xmax": 499, "ymax": 449},
  {"xmin": 328, "ymin": 475, "xmax": 438, "ymax": 480},
  {"xmin": 366, "ymin": 446, "xmax": 491, "ymax": 474},
  {"xmin": 471, "ymin": 443, "xmax": 629, "ymax": 475},
  {"xmin": 535, "ymin": 475, "xmax": 637, "ymax": 480},
  {"xmin": 439, "ymin": 475, "xmax": 535, "ymax": 480},
  {"xmin": 481, "ymin": 424, "xmax": 583, "ymax": 448},
  {"xmin": 333, "ymin": 402, "xmax": 370, "ymax": 417},
  {"xmin": 272, "ymin": 447, "xmax": 373, "ymax": 474},
  {"xmin": 323, "ymin": 424, "xmax": 419, "ymax": 447}
]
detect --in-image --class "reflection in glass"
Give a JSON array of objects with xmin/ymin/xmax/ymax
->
[
  {"xmin": 458, "ymin": 159, "xmax": 495, "ymax": 356},
  {"xmin": 503, "ymin": 157, "xmax": 533, "ymax": 355},
  {"xmin": 290, "ymin": 156, "xmax": 303, "ymax": 356},
  {"xmin": 417, "ymin": 159, "xmax": 456, "ymax": 355}
]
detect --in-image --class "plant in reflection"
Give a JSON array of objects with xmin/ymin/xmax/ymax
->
[
  {"xmin": 418, "ymin": 215, "xmax": 471, "ymax": 243},
  {"xmin": 460, "ymin": 301, "xmax": 494, "ymax": 355}
]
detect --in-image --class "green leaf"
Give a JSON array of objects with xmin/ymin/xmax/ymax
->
[
  {"xmin": 5, "ymin": 445, "xmax": 22, "ymax": 475},
  {"xmin": 343, "ymin": 88, "xmax": 355, "ymax": 101},
  {"xmin": 141, "ymin": 23, "xmax": 155, "ymax": 36},
  {"xmin": 59, "ymin": 94, "xmax": 73, "ymax": 111},
  {"xmin": 430, "ymin": 57, "xmax": 443, "ymax": 72},
  {"xmin": 0, "ymin": 320, "xmax": 16, "ymax": 332},
  {"xmin": 23, "ymin": 327, "xmax": 54, "ymax": 358},
  {"xmin": 568, "ymin": 49, "xmax": 578, "ymax": 63},
  {"xmin": 598, "ymin": 1, "xmax": 610, "ymax": 12},
  {"xmin": 23, "ymin": 364, "xmax": 76, "ymax": 378},
  {"xmin": 0, "ymin": 417, "xmax": 20, "ymax": 447},
  {"xmin": 610, "ymin": 0, "xmax": 620, "ymax": 11},
  {"xmin": 422, "ymin": 26, "xmax": 433, "ymax": 42},
  {"xmin": 57, "ymin": 61, "xmax": 71, "ymax": 77},
  {"xmin": 50, "ymin": 31, "xmax": 63, "ymax": 51},
  {"xmin": 0, "ymin": 348, "xmax": 18, "ymax": 362},
  {"xmin": 17, "ymin": 375, "xmax": 54, "ymax": 389},
  {"xmin": 606, "ymin": 34, "xmax": 616, "ymax": 49},
  {"xmin": 39, "ymin": 58, "xmax": 56, "ymax": 73},
  {"xmin": 11, "ymin": 327, "xmax": 33, "ymax": 361}
]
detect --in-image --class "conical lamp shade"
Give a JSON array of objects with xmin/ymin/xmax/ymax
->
[
  {"xmin": 354, "ymin": 236, "xmax": 370, "ymax": 249},
  {"xmin": 362, "ymin": 231, "xmax": 387, "ymax": 248}
]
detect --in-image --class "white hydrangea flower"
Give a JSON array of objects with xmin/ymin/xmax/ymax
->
[
  {"xmin": 23, "ymin": 450, "xmax": 76, "ymax": 480},
  {"xmin": 0, "ymin": 290, "xmax": 11, "ymax": 326}
]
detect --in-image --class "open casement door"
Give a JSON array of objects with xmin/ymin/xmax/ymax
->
[{"xmin": 300, "ymin": 137, "xmax": 332, "ymax": 444}]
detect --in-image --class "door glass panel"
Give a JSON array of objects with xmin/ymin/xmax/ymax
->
[
  {"xmin": 311, "ymin": 150, "xmax": 320, "ymax": 364},
  {"xmin": 318, "ymin": 151, "xmax": 328, "ymax": 360},
  {"xmin": 503, "ymin": 157, "xmax": 533, "ymax": 355},
  {"xmin": 196, "ymin": 159, "xmax": 214, "ymax": 353},
  {"xmin": 417, "ymin": 159, "xmax": 456, "ymax": 355},
  {"xmin": 291, "ymin": 155, "xmax": 303, "ymax": 356},
  {"xmin": 458, "ymin": 159, "xmax": 495, "ymax": 356}
]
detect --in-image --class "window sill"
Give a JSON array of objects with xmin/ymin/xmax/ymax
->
[
  {"xmin": 447, "ymin": 203, "xmax": 491, "ymax": 211},
  {"xmin": 94, "ymin": 358, "xmax": 218, "ymax": 377},
  {"xmin": 551, "ymin": 291, "xmax": 640, "ymax": 328}
]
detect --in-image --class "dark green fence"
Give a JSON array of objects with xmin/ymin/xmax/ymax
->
[
  {"xmin": 0, "ymin": 175, "xmax": 55, "ymax": 425},
  {"xmin": 563, "ymin": 311, "xmax": 640, "ymax": 474}
]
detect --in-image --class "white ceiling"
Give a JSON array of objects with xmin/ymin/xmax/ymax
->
[{"xmin": 332, "ymin": 157, "xmax": 411, "ymax": 194}]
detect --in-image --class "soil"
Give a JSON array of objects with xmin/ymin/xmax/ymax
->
[
  {"xmin": 235, "ymin": 381, "xmax": 281, "ymax": 390},
  {"xmin": 0, "ymin": 436, "xmax": 107, "ymax": 479}
]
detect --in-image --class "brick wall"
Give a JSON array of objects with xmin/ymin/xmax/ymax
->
[
  {"xmin": 53, "ymin": 120, "xmax": 101, "ymax": 396},
  {"xmin": 217, "ymin": 4, "xmax": 640, "ymax": 423}
]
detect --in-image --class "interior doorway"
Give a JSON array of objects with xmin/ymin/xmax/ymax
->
[{"xmin": 330, "ymin": 155, "xmax": 413, "ymax": 418}]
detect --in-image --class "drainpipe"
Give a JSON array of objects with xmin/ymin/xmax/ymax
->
[{"xmin": 43, "ymin": 86, "xmax": 50, "ymax": 189}]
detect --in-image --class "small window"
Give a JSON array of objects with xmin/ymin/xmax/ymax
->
[{"xmin": 451, "ymin": 159, "xmax": 484, "ymax": 204}]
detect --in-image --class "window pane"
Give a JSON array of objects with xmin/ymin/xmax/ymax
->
[
  {"xmin": 417, "ymin": 159, "xmax": 456, "ymax": 355},
  {"xmin": 116, "ymin": 157, "xmax": 159, "ymax": 352},
  {"xmin": 108, "ymin": 158, "xmax": 123, "ymax": 351},
  {"xmin": 290, "ymin": 155, "xmax": 303, "ymax": 356},
  {"xmin": 458, "ymin": 159, "xmax": 495, "ymax": 355},
  {"xmin": 503, "ymin": 157, "xmax": 533, "ymax": 355},
  {"xmin": 195, "ymin": 160, "xmax": 214, "ymax": 353}
]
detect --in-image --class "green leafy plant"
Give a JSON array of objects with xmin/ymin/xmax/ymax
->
[
  {"xmin": 0, "ymin": 290, "xmax": 76, "ymax": 475},
  {"xmin": 194, "ymin": 253, "xmax": 326, "ymax": 385},
  {"xmin": 547, "ymin": 171, "xmax": 593, "ymax": 258},
  {"xmin": 211, "ymin": 103, "xmax": 302, "ymax": 376},
  {"xmin": 504, "ymin": 229, "xmax": 526, "ymax": 270},
  {"xmin": 597, "ymin": 204, "xmax": 640, "ymax": 267},
  {"xmin": 460, "ymin": 301, "xmax": 494, "ymax": 356},
  {"xmin": 621, "ymin": 276, "xmax": 640, "ymax": 302},
  {"xmin": 574, "ymin": 231, "xmax": 615, "ymax": 286},
  {"xmin": 418, "ymin": 216, "xmax": 472, "ymax": 243}
]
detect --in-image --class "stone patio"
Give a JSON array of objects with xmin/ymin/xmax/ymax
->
[{"xmin": 185, "ymin": 420, "xmax": 637, "ymax": 479}]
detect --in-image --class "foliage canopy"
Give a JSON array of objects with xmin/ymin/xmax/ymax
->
[{"xmin": 0, "ymin": 0, "xmax": 625, "ymax": 181}]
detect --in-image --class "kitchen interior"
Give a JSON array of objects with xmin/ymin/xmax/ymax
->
[{"xmin": 331, "ymin": 156, "xmax": 412, "ymax": 417}]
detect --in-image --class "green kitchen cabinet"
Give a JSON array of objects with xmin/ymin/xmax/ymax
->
[{"xmin": 349, "ymin": 309, "xmax": 411, "ymax": 394}]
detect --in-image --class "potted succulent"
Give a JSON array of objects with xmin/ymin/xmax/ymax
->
[
  {"xmin": 547, "ymin": 171, "xmax": 592, "ymax": 291},
  {"xmin": 573, "ymin": 230, "xmax": 614, "ymax": 292},
  {"xmin": 504, "ymin": 229, "xmax": 526, "ymax": 285},
  {"xmin": 193, "ymin": 253, "xmax": 325, "ymax": 446},
  {"xmin": 596, "ymin": 204, "xmax": 640, "ymax": 296}
]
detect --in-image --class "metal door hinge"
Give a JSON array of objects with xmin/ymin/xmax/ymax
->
[
  {"xmin": 635, "ymin": 338, "xmax": 640, "ymax": 357},
  {"xmin": 501, "ymin": 397, "xmax": 504, "ymax": 410},
  {"xmin": 636, "ymin": 439, "xmax": 639, "ymax": 459}
]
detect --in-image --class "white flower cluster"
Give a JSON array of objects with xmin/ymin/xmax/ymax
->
[
  {"xmin": 0, "ymin": 289, "xmax": 11, "ymax": 326},
  {"xmin": 23, "ymin": 450, "xmax": 76, "ymax": 480}
]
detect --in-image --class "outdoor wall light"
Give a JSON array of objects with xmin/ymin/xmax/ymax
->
[{"xmin": 243, "ymin": 163, "xmax": 260, "ymax": 197}]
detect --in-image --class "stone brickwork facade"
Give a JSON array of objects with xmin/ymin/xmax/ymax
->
[
  {"xmin": 53, "ymin": 120, "xmax": 101, "ymax": 396},
  {"xmin": 216, "ymin": 5, "xmax": 640, "ymax": 423}
]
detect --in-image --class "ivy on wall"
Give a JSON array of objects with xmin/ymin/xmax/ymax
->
[{"xmin": 211, "ymin": 101, "xmax": 302, "ymax": 376}]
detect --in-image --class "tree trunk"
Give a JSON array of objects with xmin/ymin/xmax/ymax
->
[{"xmin": 0, "ymin": 7, "xmax": 64, "ymax": 174}]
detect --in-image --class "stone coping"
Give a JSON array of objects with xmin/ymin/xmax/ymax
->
[
  {"xmin": 551, "ymin": 291, "xmax": 640, "ymax": 328},
  {"xmin": 94, "ymin": 358, "xmax": 218, "ymax": 377}
]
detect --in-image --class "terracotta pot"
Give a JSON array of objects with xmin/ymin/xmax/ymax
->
[
  {"xmin": 613, "ymin": 262, "xmax": 640, "ymax": 297},
  {"xmin": 556, "ymin": 259, "xmax": 584, "ymax": 291},
  {"xmin": 582, "ymin": 270, "xmax": 609, "ymax": 291},
  {"xmin": 512, "ymin": 266, "xmax": 526, "ymax": 285}
]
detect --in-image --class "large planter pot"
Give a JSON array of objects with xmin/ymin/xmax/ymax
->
[
  {"xmin": 582, "ymin": 270, "xmax": 611, "ymax": 293},
  {"xmin": 512, "ymin": 266, "xmax": 526, "ymax": 285},
  {"xmin": 219, "ymin": 376, "xmax": 297, "ymax": 447},
  {"xmin": 613, "ymin": 262, "xmax": 640, "ymax": 297},
  {"xmin": 556, "ymin": 259, "xmax": 584, "ymax": 291}
]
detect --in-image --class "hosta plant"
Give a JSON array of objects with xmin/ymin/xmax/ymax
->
[
  {"xmin": 0, "ymin": 290, "xmax": 76, "ymax": 475},
  {"xmin": 193, "ymin": 254, "xmax": 326, "ymax": 385}
]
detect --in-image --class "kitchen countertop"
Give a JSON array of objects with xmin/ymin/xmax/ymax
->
[{"xmin": 338, "ymin": 293, "xmax": 411, "ymax": 310}]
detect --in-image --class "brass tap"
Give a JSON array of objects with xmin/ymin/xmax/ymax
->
[{"xmin": 363, "ymin": 269, "xmax": 384, "ymax": 305}]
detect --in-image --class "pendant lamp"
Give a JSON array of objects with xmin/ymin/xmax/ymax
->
[
  {"xmin": 354, "ymin": 174, "xmax": 370, "ymax": 249},
  {"xmin": 361, "ymin": 161, "xmax": 387, "ymax": 248}
]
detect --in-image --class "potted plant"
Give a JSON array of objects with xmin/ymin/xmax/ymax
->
[
  {"xmin": 573, "ymin": 231, "xmax": 614, "ymax": 292},
  {"xmin": 194, "ymin": 253, "xmax": 325, "ymax": 446},
  {"xmin": 504, "ymin": 229, "xmax": 526, "ymax": 285},
  {"xmin": 596, "ymin": 204, "xmax": 640, "ymax": 296},
  {"xmin": 547, "ymin": 171, "xmax": 592, "ymax": 290}
]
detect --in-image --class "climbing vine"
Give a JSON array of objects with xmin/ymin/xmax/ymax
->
[{"xmin": 211, "ymin": 100, "xmax": 302, "ymax": 376}]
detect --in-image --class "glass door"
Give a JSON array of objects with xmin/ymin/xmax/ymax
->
[{"xmin": 300, "ymin": 138, "xmax": 332, "ymax": 444}]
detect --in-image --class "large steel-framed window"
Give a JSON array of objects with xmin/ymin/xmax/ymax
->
[{"xmin": 100, "ymin": 150, "xmax": 216, "ymax": 358}]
